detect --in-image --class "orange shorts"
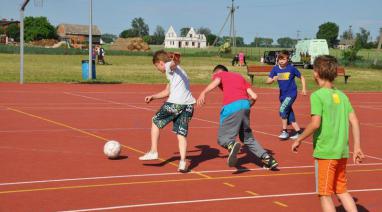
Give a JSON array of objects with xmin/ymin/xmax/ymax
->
[{"xmin": 315, "ymin": 158, "xmax": 348, "ymax": 196}]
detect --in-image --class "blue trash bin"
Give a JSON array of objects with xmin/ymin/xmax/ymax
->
[{"xmin": 81, "ymin": 60, "xmax": 96, "ymax": 80}]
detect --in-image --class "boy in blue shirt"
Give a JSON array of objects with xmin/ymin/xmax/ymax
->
[{"xmin": 266, "ymin": 50, "xmax": 307, "ymax": 140}]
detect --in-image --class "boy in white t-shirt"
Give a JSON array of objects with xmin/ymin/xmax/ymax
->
[{"xmin": 139, "ymin": 50, "xmax": 195, "ymax": 173}]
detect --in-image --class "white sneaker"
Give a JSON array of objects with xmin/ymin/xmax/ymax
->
[
  {"xmin": 278, "ymin": 130, "xmax": 289, "ymax": 139},
  {"xmin": 139, "ymin": 151, "xmax": 158, "ymax": 160},
  {"xmin": 290, "ymin": 133, "xmax": 300, "ymax": 140},
  {"xmin": 178, "ymin": 160, "xmax": 187, "ymax": 173}
]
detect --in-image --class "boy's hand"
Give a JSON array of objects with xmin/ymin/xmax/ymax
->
[
  {"xmin": 145, "ymin": 96, "xmax": 154, "ymax": 103},
  {"xmin": 291, "ymin": 140, "xmax": 302, "ymax": 153},
  {"xmin": 301, "ymin": 89, "xmax": 307, "ymax": 96},
  {"xmin": 170, "ymin": 61, "xmax": 177, "ymax": 70},
  {"xmin": 353, "ymin": 148, "xmax": 365, "ymax": 164},
  {"xmin": 272, "ymin": 76, "xmax": 278, "ymax": 81},
  {"xmin": 249, "ymin": 98, "xmax": 256, "ymax": 107},
  {"xmin": 197, "ymin": 93, "xmax": 206, "ymax": 106}
]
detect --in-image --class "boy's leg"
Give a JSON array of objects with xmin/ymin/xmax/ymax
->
[
  {"xmin": 281, "ymin": 119, "xmax": 288, "ymax": 131},
  {"xmin": 150, "ymin": 122, "xmax": 160, "ymax": 153},
  {"xmin": 336, "ymin": 193, "xmax": 357, "ymax": 212},
  {"xmin": 239, "ymin": 110, "xmax": 278, "ymax": 169},
  {"xmin": 334, "ymin": 159, "xmax": 357, "ymax": 211},
  {"xmin": 139, "ymin": 103, "xmax": 176, "ymax": 160},
  {"xmin": 279, "ymin": 96, "xmax": 297, "ymax": 139},
  {"xmin": 218, "ymin": 111, "xmax": 242, "ymax": 167},
  {"xmin": 316, "ymin": 159, "xmax": 349, "ymax": 211},
  {"xmin": 289, "ymin": 108, "xmax": 303, "ymax": 140},
  {"xmin": 319, "ymin": 196, "xmax": 336, "ymax": 212},
  {"xmin": 279, "ymin": 97, "xmax": 291, "ymax": 139},
  {"xmin": 177, "ymin": 135, "xmax": 187, "ymax": 161},
  {"xmin": 239, "ymin": 110, "xmax": 267, "ymax": 158},
  {"xmin": 173, "ymin": 104, "xmax": 193, "ymax": 172},
  {"xmin": 139, "ymin": 122, "xmax": 160, "ymax": 160}
]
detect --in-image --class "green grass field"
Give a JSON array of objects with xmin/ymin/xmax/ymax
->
[{"xmin": 0, "ymin": 53, "xmax": 381, "ymax": 91}]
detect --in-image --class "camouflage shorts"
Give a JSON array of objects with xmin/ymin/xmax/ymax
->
[{"xmin": 152, "ymin": 102, "xmax": 194, "ymax": 137}]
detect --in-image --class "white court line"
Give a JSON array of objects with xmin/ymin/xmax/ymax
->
[
  {"xmin": 364, "ymin": 154, "xmax": 382, "ymax": 161},
  {"xmin": 65, "ymin": 92, "xmax": 219, "ymax": 124},
  {"xmin": 64, "ymin": 92, "xmax": 382, "ymax": 163},
  {"xmin": 1, "ymin": 162, "xmax": 381, "ymax": 187},
  {"xmin": 0, "ymin": 126, "xmax": 217, "ymax": 134},
  {"xmin": 59, "ymin": 188, "xmax": 382, "ymax": 211}
]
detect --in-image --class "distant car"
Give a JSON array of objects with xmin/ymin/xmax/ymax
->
[
  {"xmin": 263, "ymin": 50, "xmax": 293, "ymax": 65},
  {"xmin": 263, "ymin": 51, "xmax": 277, "ymax": 65}
]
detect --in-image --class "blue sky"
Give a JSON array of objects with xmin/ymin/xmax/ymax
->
[{"xmin": 1, "ymin": 0, "xmax": 381, "ymax": 44}]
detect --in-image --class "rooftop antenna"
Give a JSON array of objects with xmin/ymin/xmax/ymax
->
[{"xmin": 212, "ymin": 0, "xmax": 239, "ymax": 48}]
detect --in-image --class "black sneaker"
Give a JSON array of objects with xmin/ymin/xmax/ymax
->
[
  {"xmin": 262, "ymin": 155, "xmax": 278, "ymax": 170},
  {"xmin": 227, "ymin": 142, "xmax": 241, "ymax": 167}
]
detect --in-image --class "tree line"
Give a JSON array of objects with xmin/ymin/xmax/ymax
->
[{"xmin": 1, "ymin": 16, "xmax": 379, "ymax": 50}]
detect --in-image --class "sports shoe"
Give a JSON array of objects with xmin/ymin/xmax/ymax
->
[
  {"xmin": 262, "ymin": 155, "xmax": 279, "ymax": 170},
  {"xmin": 139, "ymin": 151, "xmax": 158, "ymax": 160},
  {"xmin": 278, "ymin": 130, "xmax": 289, "ymax": 140},
  {"xmin": 227, "ymin": 142, "xmax": 241, "ymax": 167},
  {"xmin": 290, "ymin": 132, "xmax": 300, "ymax": 140},
  {"xmin": 178, "ymin": 160, "xmax": 188, "ymax": 173}
]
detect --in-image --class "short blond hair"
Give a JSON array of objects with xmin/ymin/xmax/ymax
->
[{"xmin": 313, "ymin": 55, "xmax": 338, "ymax": 82}]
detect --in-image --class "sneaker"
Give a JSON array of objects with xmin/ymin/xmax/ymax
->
[
  {"xmin": 262, "ymin": 155, "xmax": 279, "ymax": 170},
  {"xmin": 290, "ymin": 133, "xmax": 300, "ymax": 140},
  {"xmin": 227, "ymin": 142, "xmax": 241, "ymax": 167},
  {"xmin": 139, "ymin": 151, "xmax": 158, "ymax": 160},
  {"xmin": 278, "ymin": 130, "xmax": 289, "ymax": 140},
  {"xmin": 178, "ymin": 160, "xmax": 188, "ymax": 173}
]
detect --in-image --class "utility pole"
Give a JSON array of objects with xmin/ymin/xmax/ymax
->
[
  {"xmin": 19, "ymin": 0, "xmax": 30, "ymax": 84},
  {"xmin": 211, "ymin": 0, "xmax": 239, "ymax": 48},
  {"xmin": 374, "ymin": 27, "xmax": 382, "ymax": 65},
  {"xmin": 296, "ymin": 30, "xmax": 300, "ymax": 40},
  {"xmin": 228, "ymin": 0, "xmax": 239, "ymax": 48},
  {"xmin": 88, "ymin": 0, "xmax": 93, "ymax": 80}
]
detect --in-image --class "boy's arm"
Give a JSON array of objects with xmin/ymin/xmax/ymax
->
[
  {"xmin": 246, "ymin": 87, "xmax": 258, "ymax": 106},
  {"xmin": 300, "ymin": 76, "xmax": 307, "ymax": 95},
  {"xmin": 349, "ymin": 112, "xmax": 365, "ymax": 164},
  {"xmin": 197, "ymin": 78, "xmax": 221, "ymax": 106},
  {"xmin": 266, "ymin": 76, "xmax": 277, "ymax": 84},
  {"xmin": 266, "ymin": 69, "xmax": 277, "ymax": 84},
  {"xmin": 291, "ymin": 115, "xmax": 321, "ymax": 152},
  {"xmin": 145, "ymin": 84, "xmax": 170, "ymax": 103}
]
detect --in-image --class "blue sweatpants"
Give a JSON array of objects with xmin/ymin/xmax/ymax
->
[{"xmin": 279, "ymin": 96, "xmax": 296, "ymax": 125}]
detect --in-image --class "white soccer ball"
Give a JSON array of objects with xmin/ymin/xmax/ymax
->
[{"xmin": 103, "ymin": 140, "xmax": 121, "ymax": 159}]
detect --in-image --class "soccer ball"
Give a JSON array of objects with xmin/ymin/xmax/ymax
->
[{"xmin": 103, "ymin": 140, "xmax": 121, "ymax": 159}]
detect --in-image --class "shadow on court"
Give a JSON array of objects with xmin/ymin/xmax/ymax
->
[
  {"xmin": 143, "ymin": 145, "xmax": 223, "ymax": 172},
  {"xmin": 335, "ymin": 197, "xmax": 370, "ymax": 212}
]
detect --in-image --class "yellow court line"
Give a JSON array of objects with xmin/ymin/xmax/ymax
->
[
  {"xmin": 2, "ymin": 169, "xmax": 382, "ymax": 195},
  {"xmin": 0, "ymin": 171, "xmax": 313, "ymax": 195},
  {"xmin": 273, "ymin": 201, "xmax": 288, "ymax": 207},
  {"xmin": 223, "ymin": 183, "xmax": 235, "ymax": 187},
  {"xmin": 6, "ymin": 107, "xmax": 211, "ymax": 179},
  {"xmin": 246, "ymin": 191, "xmax": 259, "ymax": 196}
]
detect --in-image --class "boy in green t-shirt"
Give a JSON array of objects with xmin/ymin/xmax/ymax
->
[{"xmin": 291, "ymin": 55, "xmax": 364, "ymax": 212}]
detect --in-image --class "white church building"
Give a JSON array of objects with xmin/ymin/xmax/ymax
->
[{"xmin": 164, "ymin": 26, "xmax": 207, "ymax": 49}]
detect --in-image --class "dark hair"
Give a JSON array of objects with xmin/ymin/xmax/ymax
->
[
  {"xmin": 313, "ymin": 55, "xmax": 338, "ymax": 82},
  {"xmin": 278, "ymin": 50, "xmax": 290, "ymax": 59},
  {"xmin": 213, "ymin": 64, "xmax": 228, "ymax": 73},
  {"xmin": 152, "ymin": 50, "xmax": 171, "ymax": 64}
]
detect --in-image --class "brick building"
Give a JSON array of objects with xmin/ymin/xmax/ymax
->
[
  {"xmin": 56, "ymin": 23, "xmax": 101, "ymax": 48},
  {"xmin": 0, "ymin": 18, "xmax": 20, "ymax": 44}
]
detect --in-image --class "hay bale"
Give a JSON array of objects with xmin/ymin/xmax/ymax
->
[
  {"xmin": 110, "ymin": 37, "xmax": 150, "ymax": 51},
  {"xmin": 31, "ymin": 39, "xmax": 59, "ymax": 47}
]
